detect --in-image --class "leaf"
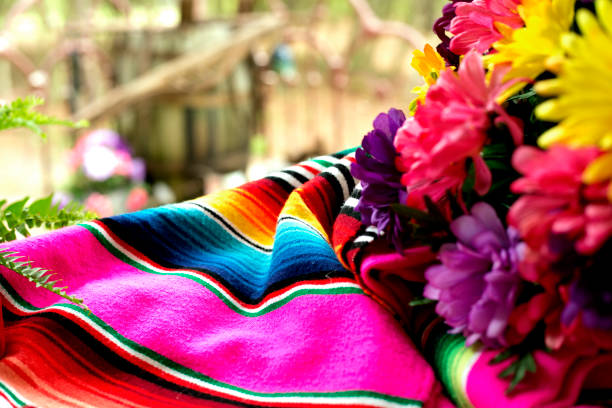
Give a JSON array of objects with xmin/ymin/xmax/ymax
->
[
  {"xmin": 391, "ymin": 203, "xmax": 434, "ymax": 221},
  {"xmin": 408, "ymin": 298, "xmax": 435, "ymax": 307},
  {"xmin": 491, "ymin": 350, "xmax": 539, "ymax": 395},
  {"xmin": 490, "ymin": 349, "xmax": 513, "ymax": 365},
  {"xmin": 390, "ymin": 203, "xmax": 440, "ymax": 224},
  {"xmin": 0, "ymin": 248, "xmax": 86, "ymax": 308},
  {"xmin": 0, "ymin": 196, "xmax": 94, "ymax": 243},
  {"xmin": 29, "ymin": 195, "xmax": 53, "ymax": 217},
  {"xmin": 506, "ymin": 88, "xmax": 536, "ymax": 103},
  {"xmin": 0, "ymin": 97, "xmax": 88, "ymax": 138},
  {"xmin": 4, "ymin": 197, "xmax": 29, "ymax": 218}
]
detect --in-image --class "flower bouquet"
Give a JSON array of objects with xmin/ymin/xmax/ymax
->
[
  {"xmin": 66, "ymin": 129, "xmax": 149, "ymax": 217},
  {"xmin": 350, "ymin": 0, "xmax": 612, "ymax": 402}
]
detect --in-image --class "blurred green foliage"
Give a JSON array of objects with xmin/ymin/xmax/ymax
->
[{"xmin": 0, "ymin": 97, "xmax": 87, "ymax": 138}]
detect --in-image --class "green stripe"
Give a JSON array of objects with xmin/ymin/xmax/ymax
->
[
  {"xmin": 0, "ymin": 279, "xmax": 421, "ymax": 407},
  {"xmin": 433, "ymin": 333, "xmax": 478, "ymax": 408},
  {"xmin": 0, "ymin": 380, "xmax": 27, "ymax": 407},
  {"xmin": 334, "ymin": 147, "xmax": 358, "ymax": 156},
  {"xmin": 82, "ymin": 223, "xmax": 364, "ymax": 317},
  {"xmin": 312, "ymin": 158, "xmax": 336, "ymax": 168}
]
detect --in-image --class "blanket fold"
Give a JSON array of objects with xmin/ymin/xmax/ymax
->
[{"xmin": 0, "ymin": 150, "xmax": 609, "ymax": 407}]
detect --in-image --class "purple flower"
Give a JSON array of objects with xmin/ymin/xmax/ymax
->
[
  {"xmin": 351, "ymin": 108, "xmax": 407, "ymax": 249},
  {"xmin": 433, "ymin": 0, "xmax": 472, "ymax": 67},
  {"xmin": 87, "ymin": 129, "xmax": 131, "ymax": 154},
  {"xmin": 130, "ymin": 158, "xmax": 147, "ymax": 182},
  {"xmin": 424, "ymin": 202, "xmax": 524, "ymax": 348},
  {"xmin": 561, "ymin": 243, "xmax": 612, "ymax": 331}
]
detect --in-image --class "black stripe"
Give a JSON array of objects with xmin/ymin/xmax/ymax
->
[
  {"xmin": 321, "ymin": 170, "xmax": 346, "ymax": 219},
  {"xmin": 283, "ymin": 169, "xmax": 310, "ymax": 184},
  {"xmin": 189, "ymin": 203, "xmax": 272, "ymax": 253},
  {"xmin": 340, "ymin": 224, "xmax": 368, "ymax": 268},
  {"xmin": 336, "ymin": 162, "xmax": 356, "ymax": 192},
  {"xmin": 266, "ymin": 175, "xmax": 295, "ymax": 193}
]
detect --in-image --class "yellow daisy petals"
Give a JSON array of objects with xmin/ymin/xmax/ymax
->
[
  {"xmin": 486, "ymin": 0, "xmax": 575, "ymax": 97},
  {"xmin": 534, "ymin": 0, "xmax": 612, "ymax": 154}
]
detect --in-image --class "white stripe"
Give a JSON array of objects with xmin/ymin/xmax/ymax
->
[
  {"xmin": 82, "ymin": 222, "xmax": 360, "ymax": 315},
  {"xmin": 268, "ymin": 171, "xmax": 303, "ymax": 189},
  {"xmin": 353, "ymin": 235, "xmax": 376, "ymax": 245},
  {"xmin": 365, "ymin": 226, "xmax": 380, "ymax": 234},
  {"xmin": 286, "ymin": 164, "xmax": 317, "ymax": 180},
  {"xmin": 324, "ymin": 165, "xmax": 350, "ymax": 200},
  {"xmin": 0, "ymin": 293, "xmax": 416, "ymax": 408},
  {"xmin": 344, "ymin": 197, "xmax": 359, "ymax": 208},
  {"xmin": 183, "ymin": 202, "xmax": 273, "ymax": 253}
]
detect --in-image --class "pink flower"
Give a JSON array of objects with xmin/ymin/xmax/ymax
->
[
  {"xmin": 509, "ymin": 146, "xmax": 612, "ymax": 257},
  {"xmin": 126, "ymin": 187, "xmax": 149, "ymax": 213},
  {"xmin": 85, "ymin": 193, "xmax": 114, "ymax": 218},
  {"xmin": 449, "ymin": 0, "xmax": 523, "ymax": 55},
  {"xmin": 394, "ymin": 51, "xmax": 523, "ymax": 211}
]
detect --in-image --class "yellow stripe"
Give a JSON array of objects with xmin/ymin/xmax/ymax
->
[{"xmin": 281, "ymin": 189, "xmax": 329, "ymax": 242}]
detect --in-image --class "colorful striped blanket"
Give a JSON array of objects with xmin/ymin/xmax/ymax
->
[{"xmin": 0, "ymin": 149, "xmax": 609, "ymax": 408}]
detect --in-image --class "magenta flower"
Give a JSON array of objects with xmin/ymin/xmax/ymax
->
[
  {"xmin": 351, "ymin": 108, "xmax": 407, "ymax": 248},
  {"xmin": 449, "ymin": 0, "xmax": 523, "ymax": 55},
  {"xmin": 424, "ymin": 202, "xmax": 524, "ymax": 348},
  {"xmin": 394, "ymin": 51, "xmax": 523, "ymax": 211}
]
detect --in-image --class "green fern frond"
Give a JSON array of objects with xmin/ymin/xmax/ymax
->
[
  {"xmin": 0, "ymin": 248, "xmax": 87, "ymax": 309},
  {"xmin": 0, "ymin": 96, "xmax": 87, "ymax": 138},
  {"xmin": 0, "ymin": 195, "xmax": 96, "ymax": 243}
]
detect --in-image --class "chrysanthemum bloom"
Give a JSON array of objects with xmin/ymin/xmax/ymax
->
[
  {"xmin": 509, "ymin": 145, "xmax": 612, "ymax": 257},
  {"xmin": 394, "ymin": 51, "xmax": 523, "ymax": 211},
  {"xmin": 486, "ymin": 0, "xmax": 575, "ymax": 96},
  {"xmin": 424, "ymin": 202, "xmax": 524, "ymax": 348},
  {"xmin": 409, "ymin": 44, "xmax": 446, "ymax": 113},
  {"xmin": 433, "ymin": 0, "xmax": 473, "ymax": 67},
  {"xmin": 534, "ymin": 0, "xmax": 612, "ymax": 200},
  {"xmin": 449, "ymin": 0, "xmax": 523, "ymax": 55},
  {"xmin": 351, "ymin": 108, "xmax": 407, "ymax": 249}
]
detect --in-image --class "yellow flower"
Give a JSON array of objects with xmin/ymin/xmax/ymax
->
[
  {"xmin": 411, "ymin": 43, "xmax": 446, "ymax": 86},
  {"xmin": 486, "ymin": 0, "xmax": 575, "ymax": 93},
  {"xmin": 409, "ymin": 44, "xmax": 446, "ymax": 113},
  {"xmin": 533, "ymin": 0, "xmax": 612, "ymax": 198}
]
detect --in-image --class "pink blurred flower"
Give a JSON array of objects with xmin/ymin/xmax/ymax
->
[
  {"xmin": 84, "ymin": 193, "xmax": 114, "ymax": 218},
  {"xmin": 126, "ymin": 187, "xmax": 149, "ymax": 213},
  {"xmin": 394, "ymin": 51, "xmax": 523, "ymax": 211},
  {"xmin": 70, "ymin": 129, "xmax": 146, "ymax": 183},
  {"xmin": 449, "ymin": 0, "xmax": 523, "ymax": 55},
  {"xmin": 509, "ymin": 146, "xmax": 612, "ymax": 257}
]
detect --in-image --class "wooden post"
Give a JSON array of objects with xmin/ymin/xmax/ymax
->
[{"xmin": 180, "ymin": 0, "xmax": 195, "ymax": 25}]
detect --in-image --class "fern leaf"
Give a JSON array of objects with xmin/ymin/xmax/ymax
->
[
  {"xmin": 0, "ymin": 195, "xmax": 96, "ymax": 243},
  {"xmin": 0, "ymin": 97, "xmax": 87, "ymax": 138},
  {"xmin": 0, "ymin": 248, "xmax": 86, "ymax": 308}
]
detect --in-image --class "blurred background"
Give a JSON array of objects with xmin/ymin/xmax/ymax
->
[{"xmin": 0, "ymin": 0, "xmax": 445, "ymax": 216}]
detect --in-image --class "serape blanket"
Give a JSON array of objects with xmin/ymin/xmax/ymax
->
[{"xmin": 0, "ymin": 149, "xmax": 610, "ymax": 408}]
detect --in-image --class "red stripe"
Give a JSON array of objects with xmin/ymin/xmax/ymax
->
[
  {"xmin": 3, "ymin": 321, "xmax": 240, "ymax": 408},
  {"xmin": 91, "ymin": 220, "xmax": 354, "ymax": 310},
  {"xmin": 2, "ymin": 307, "xmax": 383, "ymax": 408}
]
